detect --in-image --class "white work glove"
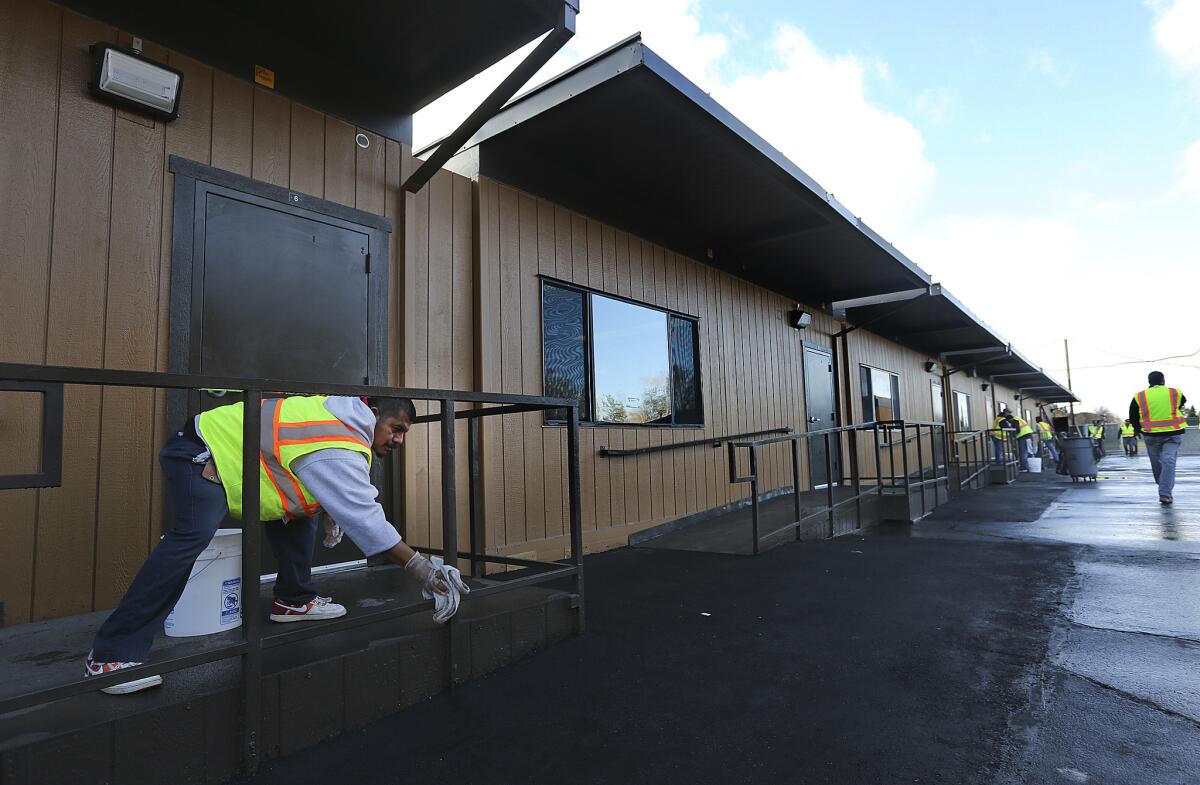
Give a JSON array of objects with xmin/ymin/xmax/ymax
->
[
  {"xmin": 404, "ymin": 554, "xmax": 470, "ymax": 623},
  {"xmin": 318, "ymin": 512, "xmax": 343, "ymax": 549}
]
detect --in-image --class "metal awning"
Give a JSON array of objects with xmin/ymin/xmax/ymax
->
[
  {"xmin": 440, "ymin": 35, "xmax": 932, "ymax": 303},
  {"xmin": 842, "ymin": 287, "xmax": 1077, "ymax": 404},
  {"xmin": 60, "ymin": 0, "xmax": 570, "ymax": 141}
]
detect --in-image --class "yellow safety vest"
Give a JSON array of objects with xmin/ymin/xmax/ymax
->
[
  {"xmin": 1088, "ymin": 424, "xmax": 1104, "ymax": 439},
  {"xmin": 991, "ymin": 416, "xmax": 1009, "ymax": 441},
  {"xmin": 1119, "ymin": 424, "xmax": 1135, "ymax": 437},
  {"xmin": 1037, "ymin": 421, "xmax": 1054, "ymax": 440},
  {"xmin": 1015, "ymin": 418, "xmax": 1033, "ymax": 438},
  {"xmin": 1134, "ymin": 386, "xmax": 1186, "ymax": 434},
  {"xmin": 198, "ymin": 396, "xmax": 373, "ymax": 521}
]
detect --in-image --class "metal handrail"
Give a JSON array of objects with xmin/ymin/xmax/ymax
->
[
  {"xmin": 725, "ymin": 418, "xmax": 951, "ymax": 554},
  {"xmin": 598, "ymin": 426, "xmax": 793, "ymax": 457},
  {"xmin": 0, "ymin": 362, "xmax": 585, "ymax": 778}
]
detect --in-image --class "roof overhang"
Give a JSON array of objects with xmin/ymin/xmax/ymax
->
[
  {"xmin": 60, "ymin": 0, "xmax": 571, "ymax": 142},
  {"xmin": 441, "ymin": 35, "xmax": 932, "ymax": 303},
  {"xmin": 843, "ymin": 286, "xmax": 1077, "ymax": 404}
]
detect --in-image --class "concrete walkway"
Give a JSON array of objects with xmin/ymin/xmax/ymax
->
[{"xmin": 236, "ymin": 458, "xmax": 1200, "ymax": 785}]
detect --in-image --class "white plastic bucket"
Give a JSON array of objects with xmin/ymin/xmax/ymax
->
[
  {"xmin": 165, "ymin": 528, "xmax": 242, "ymax": 637},
  {"xmin": 1027, "ymin": 457, "xmax": 1043, "ymax": 473}
]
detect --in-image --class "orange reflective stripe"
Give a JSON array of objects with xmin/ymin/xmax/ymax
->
[
  {"xmin": 260, "ymin": 399, "xmax": 307, "ymax": 519},
  {"xmin": 260, "ymin": 453, "xmax": 289, "ymax": 518},
  {"xmin": 1137, "ymin": 391, "xmax": 1151, "ymax": 422},
  {"xmin": 1170, "ymin": 387, "xmax": 1178, "ymax": 414},
  {"xmin": 275, "ymin": 402, "xmax": 320, "ymax": 518}
]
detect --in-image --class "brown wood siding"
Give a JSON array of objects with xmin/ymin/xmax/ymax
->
[
  {"xmin": 0, "ymin": 0, "xmax": 415, "ymax": 624},
  {"xmin": 476, "ymin": 177, "xmax": 858, "ymax": 560}
]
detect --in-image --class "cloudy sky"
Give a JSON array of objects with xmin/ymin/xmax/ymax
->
[{"xmin": 415, "ymin": 0, "xmax": 1200, "ymax": 413}]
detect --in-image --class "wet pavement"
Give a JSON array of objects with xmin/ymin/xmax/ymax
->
[{"xmin": 237, "ymin": 457, "xmax": 1200, "ymax": 785}]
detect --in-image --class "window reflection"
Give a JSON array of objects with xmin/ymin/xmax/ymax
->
[{"xmin": 591, "ymin": 294, "xmax": 671, "ymax": 424}]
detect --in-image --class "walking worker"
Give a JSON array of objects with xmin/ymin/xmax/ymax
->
[
  {"xmin": 1120, "ymin": 419, "xmax": 1139, "ymax": 456},
  {"xmin": 1130, "ymin": 371, "xmax": 1187, "ymax": 504},
  {"xmin": 85, "ymin": 394, "xmax": 457, "ymax": 694},
  {"xmin": 1035, "ymin": 415, "xmax": 1059, "ymax": 462},
  {"xmin": 1089, "ymin": 419, "xmax": 1107, "ymax": 459}
]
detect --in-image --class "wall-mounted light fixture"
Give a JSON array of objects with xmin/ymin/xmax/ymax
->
[
  {"xmin": 981, "ymin": 382, "xmax": 990, "ymax": 391},
  {"xmin": 924, "ymin": 361, "xmax": 942, "ymax": 375},
  {"xmin": 89, "ymin": 42, "xmax": 183, "ymax": 121},
  {"xmin": 787, "ymin": 307, "xmax": 812, "ymax": 330}
]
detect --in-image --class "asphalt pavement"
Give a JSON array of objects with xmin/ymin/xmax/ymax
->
[{"xmin": 237, "ymin": 456, "xmax": 1200, "ymax": 785}]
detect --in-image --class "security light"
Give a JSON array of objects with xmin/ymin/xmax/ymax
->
[
  {"xmin": 981, "ymin": 383, "xmax": 990, "ymax": 391},
  {"xmin": 787, "ymin": 308, "xmax": 812, "ymax": 330},
  {"xmin": 924, "ymin": 361, "xmax": 942, "ymax": 375},
  {"xmin": 89, "ymin": 43, "xmax": 183, "ymax": 121}
]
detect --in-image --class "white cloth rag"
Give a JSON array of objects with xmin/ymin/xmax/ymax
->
[{"xmin": 422, "ymin": 556, "xmax": 470, "ymax": 623}]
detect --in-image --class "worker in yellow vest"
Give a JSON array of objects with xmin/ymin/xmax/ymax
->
[
  {"xmin": 991, "ymin": 411, "xmax": 1016, "ymax": 465},
  {"xmin": 1014, "ymin": 414, "xmax": 1034, "ymax": 471},
  {"xmin": 1088, "ymin": 419, "xmax": 1107, "ymax": 459},
  {"xmin": 1035, "ymin": 415, "xmax": 1059, "ymax": 462},
  {"xmin": 1130, "ymin": 370, "xmax": 1188, "ymax": 504},
  {"xmin": 86, "ymin": 395, "xmax": 454, "ymax": 694},
  {"xmin": 1120, "ymin": 419, "xmax": 1139, "ymax": 456}
]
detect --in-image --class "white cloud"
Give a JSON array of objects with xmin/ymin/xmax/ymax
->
[
  {"xmin": 711, "ymin": 24, "xmax": 936, "ymax": 238},
  {"xmin": 1172, "ymin": 139, "xmax": 1200, "ymax": 196},
  {"xmin": 1151, "ymin": 0, "xmax": 1200, "ymax": 85},
  {"xmin": 415, "ymin": 9, "xmax": 935, "ymax": 240},
  {"xmin": 1025, "ymin": 49, "xmax": 1072, "ymax": 87}
]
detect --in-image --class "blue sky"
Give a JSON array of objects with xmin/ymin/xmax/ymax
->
[{"xmin": 417, "ymin": 1, "xmax": 1200, "ymax": 414}]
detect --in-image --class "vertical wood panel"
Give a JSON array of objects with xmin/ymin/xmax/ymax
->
[
  {"xmin": 251, "ymin": 87, "xmax": 290, "ymax": 187},
  {"xmin": 538, "ymin": 200, "xmax": 564, "ymax": 540},
  {"xmin": 289, "ymin": 104, "xmax": 325, "ymax": 197},
  {"xmin": 210, "ymin": 71, "xmax": 252, "ymax": 176},
  {"xmin": 518, "ymin": 193, "xmax": 546, "ymax": 543},
  {"xmin": 425, "ymin": 171, "xmax": 453, "ymax": 548},
  {"xmin": 354, "ymin": 130, "xmax": 385, "ymax": 216},
  {"xmin": 479, "ymin": 180, "xmax": 505, "ymax": 551},
  {"xmin": 0, "ymin": 0, "xmax": 62, "ymax": 625},
  {"xmin": 452, "ymin": 174, "xmax": 474, "ymax": 550},
  {"xmin": 497, "ymin": 186, "xmax": 527, "ymax": 542},
  {"xmin": 404, "ymin": 171, "xmax": 430, "ymax": 546},
  {"xmin": 323, "ymin": 117, "xmax": 356, "ymax": 207},
  {"xmin": 94, "ymin": 112, "xmax": 164, "ymax": 607},
  {"xmin": 33, "ymin": 10, "xmax": 115, "ymax": 619}
]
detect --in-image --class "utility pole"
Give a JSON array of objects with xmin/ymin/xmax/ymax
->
[{"xmin": 1064, "ymin": 338, "xmax": 1076, "ymax": 435}]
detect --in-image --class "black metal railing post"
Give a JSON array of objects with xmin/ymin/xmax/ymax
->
[
  {"xmin": 240, "ymin": 388, "xmax": 263, "ymax": 776},
  {"xmin": 824, "ymin": 432, "xmax": 835, "ymax": 538},
  {"xmin": 440, "ymin": 400, "xmax": 457, "ymax": 566},
  {"xmin": 849, "ymin": 426, "xmax": 862, "ymax": 528},
  {"xmin": 467, "ymin": 417, "xmax": 484, "ymax": 577},
  {"xmin": 749, "ymin": 446, "xmax": 760, "ymax": 555},
  {"xmin": 791, "ymin": 439, "xmax": 802, "ymax": 541},
  {"xmin": 914, "ymin": 423, "xmax": 924, "ymax": 512},
  {"xmin": 566, "ymin": 404, "xmax": 585, "ymax": 625}
]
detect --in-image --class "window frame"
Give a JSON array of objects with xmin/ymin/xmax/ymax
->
[
  {"xmin": 953, "ymin": 390, "xmax": 972, "ymax": 430},
  {"xmin": 859, "ymin": 364, "xmax": 902, "ymax": 423},
  {"xmin": 540, "ymin": 276, "xmax": 704, "ymax": 428}
]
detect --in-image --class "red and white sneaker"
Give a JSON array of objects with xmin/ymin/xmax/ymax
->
[
  {"xmin": 85, "ymin": 651, "xmax": 163, "ymax": 695},
  {"xmin": 269, "ymin": 595, "xmax": 347, "ymax": 623}
]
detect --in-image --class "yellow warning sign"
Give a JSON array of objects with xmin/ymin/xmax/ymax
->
[{"xmin": 254, "ymin": 65, "xmax": 275, "ymax": 89}]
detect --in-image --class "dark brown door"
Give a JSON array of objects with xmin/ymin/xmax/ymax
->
[{"xmin": 803, "ymin": 345, "xmax": 840, "ymax": 488}]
